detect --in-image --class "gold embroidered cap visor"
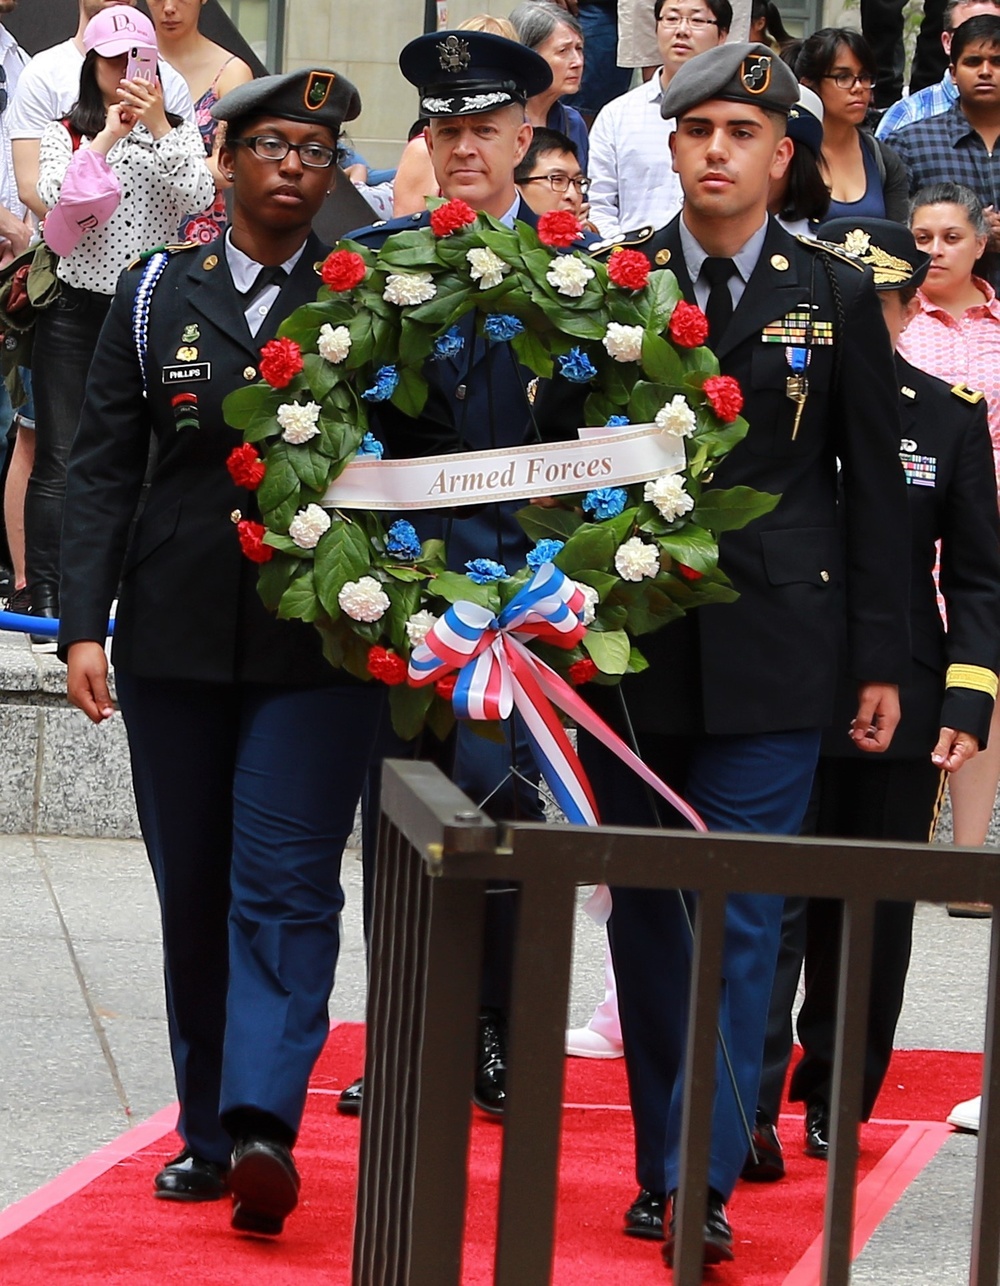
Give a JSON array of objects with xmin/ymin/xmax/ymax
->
[
  {"xmin": 211, "ymin": 68, "xmax": 361, "ymax": 133},
  {"xmin": 821, "ymin": 217, "xmax": 930, "ymax": 291},
  {"xmin": 659, "ymin": 41, "xmax": 799, "ymax": 120},
  {"xmin": 399, "ymin": 30, "xmax": 552, "ymax": 118}
]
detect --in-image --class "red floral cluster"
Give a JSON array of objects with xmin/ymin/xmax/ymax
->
[
  {"xmin": 537, "ymin": 209, "xmax": 583, "ymax": 248},
  {"xmin": 435, "ymin": 673, "xmax": 457, "ymax": 702},
  {"xmin": 429, "ymin": 198, "xmax": 477, "ymax": 236},
  {"xmin": 702, "ymin": 375, "xmax": 744, "ymax": 424},
  {"xmin": 568, "ymin": 657, "xmax": 599, "ymax": 687},
  {"xmin": 258, "ymin": 337, "xmax": 303, "ymax": 389},
  {"xmin": 237, "ymin": 519, "xmax": 272, "ymax": 564},
  {"xmin": 677, "ymin": 563, "xmax": 703, "ymax": 582},
  {"xmin": 321, "ymin": 249, "xmax": 366, "ymax": 292},
  {"xmin": 606, "ymin": 248, "xmax": 650, "ymax": 292},
  {"xmin": 669, "ymin": 301, "xmax": 709, "ymax": 349},
  {"xmin": 367, "ymin": 646, "xmax": 408, "ymax": 685},
  {"xmin": 226, "ymin": 443, "xmax": 266, "ymax": 490}
]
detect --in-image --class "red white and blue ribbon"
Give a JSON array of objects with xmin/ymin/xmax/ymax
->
[{"xmin": 409, "ymin": 562, "xmax": 707, "ymax": 833}]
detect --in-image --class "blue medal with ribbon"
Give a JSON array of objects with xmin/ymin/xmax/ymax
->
[{"xmin": 785, "ymin": 343, "xmax": 809, "ymax": 440}]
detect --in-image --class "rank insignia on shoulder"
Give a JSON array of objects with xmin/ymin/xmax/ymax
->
[
  {"xmin": 590, "ymin": 226, "xmax": 655, "ymax": 258},
  {"xmin": 128, "ymin": 241, "xmax": 196, "ymax": 270},
  {"xmin": 952, "ymin": 383, "xmax": 985, "ymax": 404}
]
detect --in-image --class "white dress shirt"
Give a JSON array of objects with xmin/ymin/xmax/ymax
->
[
  {"xmin": 0, "ymin": 24, "xmax": 27, "ymax": 218},
  {"xmin": 225, "ymin": 230, "xmax": 307, "ymax": 337}
]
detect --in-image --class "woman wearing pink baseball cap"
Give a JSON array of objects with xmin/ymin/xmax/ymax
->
[{"xmin": 24, "ymin": 4, "xmax": 213, "ymax": 635}]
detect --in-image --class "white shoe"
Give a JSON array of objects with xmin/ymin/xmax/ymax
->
[
  {"xmin": 565, "ymin": 1026, "xmax": 624, "ymax": 1059},
  {"xmin": 948, "ymin": 1095, "xmax": 981, "ymax": 1132}
]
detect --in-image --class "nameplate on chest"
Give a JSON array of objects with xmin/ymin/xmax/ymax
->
[{"xmin": 162, "ymin": 362, "xmax": 212, "ymax": 384}]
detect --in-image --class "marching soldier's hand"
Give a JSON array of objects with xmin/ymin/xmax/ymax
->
[
  {"xmin": 67, "ymin": 641, "xmax": 115, "ymax": 724},
  {"xmin": 850, "ymin": 682, "xmax": 901, "ymax": 753},
  {"xmin": 931, "ymin": 727, "xmax": 979, "ymax": 773}
]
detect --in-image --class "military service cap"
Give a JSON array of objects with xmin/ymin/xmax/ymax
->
[
  {"xmin": 211, "ymin": 69, "xmax": 361, "ymax": 132},
  {"xmin": 660, "ymin": 41, "xmax": 799, "ymax": 120},
  {"xmin": 399, "ymin": 30, "xmax": 552, "ymax": 118},
  {"xmin": 821, "ymin": 218, "xmax": 930, "ymax": 291}
]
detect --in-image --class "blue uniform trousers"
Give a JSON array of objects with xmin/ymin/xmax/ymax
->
[{"xmin": 116, "ymin": 673, "xmax": 383, "ymax": 1165}]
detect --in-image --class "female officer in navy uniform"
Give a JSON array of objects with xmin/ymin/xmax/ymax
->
[{"xmin": 58, "ymin": 69, "xmax": 383, "ymax": 1237}]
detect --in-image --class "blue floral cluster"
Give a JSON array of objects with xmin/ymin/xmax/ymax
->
[
  {"xmin": 484, "ymin": 313, "xmax": 524, "ymax": 343},
  {"xmin": 558, "ymin": 347, "xmax": 597, "ymax": 384},
  {"xmin": 432, "ymin": 325, "xmax": 464, "ymax": 361},
  {"xmin": 385, "ymin": 519, "xmax": 422, "ymax": 560},
  {"xmin": 605, "ymin": 415, "xmax": 630, "ymax": 427},
  {"xmin": 356, "ymin": 432, "xmax": 384, "ymax": 458},
  {"xmin": 465, "ymin": 558, "xmax": 508, "ymax": 584},
  {"xmin": 583, "ymin": 487, "xmax": 627, "ymax": 521},
  {"xmin": 526, "ymin": 539, "xmax": 565, "ymax": 570},
  {"xmin": 362, "ymin": 365, "xmax": 399, "ymax": 402}
]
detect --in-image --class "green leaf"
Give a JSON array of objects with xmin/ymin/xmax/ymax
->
[
  {"xmin": 303, "ymin": 352, "xmax": 339, "ymax": 402},
  {"xmin": 390, "ymin": 365, "xmax": 429, "ymax": 418},
  {"xmin": 614, "ymin": 580, "xmax": 685, "ymax": 635},
  {"xmin": 582, "ymin": 628, "xmax": 631, "ymax": 674},
  {"xmin": 515, "ymin": 503, "xmax": 582, "ymax": 543},
  {"xmin": 655, "ymin": 524, "xmax": 720, "ymax": 572},
  {"xmin": 641, "ymin": 332, "xmax": 685, "ymax": 385},
  {"xmin": 312, "ymin": 517, "xmax": 373, "ymax": 617},
  {"xmin": 643, "ymin": 267, "xmax": 682, "ymax": 332},
  {"xmin": 511, "ymin": 326, "xmax": 553, "ymax": 378},
  {"xmin": 627, "ymin": 646, "xmax": 649, "ymax": 674},
  {"xmin": 256, "ymin": 444, "xmax": 300, "ymax": 529},
  {"xmin": 287, "ymin": 441, "xmax": 334, "ymax": 493},
  {"xmin": 601, "ymin": 506, "xmax": 639, "ymax": 545},
  {"xmin": 277, "ymin": 568, "xmax": 319, "ymax": 622},
  {"xmin": 570, "ymin": 569, "xmax": 618, "ymax": 598},
  {"xmin": 428, "ymin": 570, "xmax": 496, "ymax": 609},
  {"xmin": 389, "ymin": 682, "xmax": 435, "ymax": 741},
  {"xmin": 406, "ymin": 286, "xmax": 474, "ymax": 328},
  {"xmin": 426, "ymin": 695, "xmax": 456, "ymax": 742},
  {"xmin": 399, "ymin": 318, "xmax": 434, "ymax": 367},
  {"xmin": 692, "ymin": 486, "xmax": 781, "ymax": 532},
  {"xmin": 223, "ymin": 385, "xmax": 282, "ymax": 440},
  {"xmin": 256, "ymin": 553, "xmax": 295, "ymax": 611},
  {"xmin": 557, "ymin": 522, "xmax": 616, "ymax": 575},
  {"xmin": 385, "ymin": 579, "xmax": 421, "ymax": 650},
  {"xmin": 627, "ymin": 379, "xmax": 683, "ymax": 425}
]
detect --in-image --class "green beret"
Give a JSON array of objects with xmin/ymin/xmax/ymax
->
[
  {"xmin": 660, "ymin": 42, "xmax": 799, "ymax": 120},
  {"xmin": 211, "ymin": 69, "xmax": 361, "ymax": 133}
]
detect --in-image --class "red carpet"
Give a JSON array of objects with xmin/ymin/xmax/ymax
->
[{"xmin": 0, "ymin": 1024, "xmax": 977, "ymax": 1284}]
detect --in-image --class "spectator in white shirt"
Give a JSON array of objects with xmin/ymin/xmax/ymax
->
[
  {"xmin": 9, "ymin": 0, "xmax": 194, "ymax": 218},
  {"xmin": 588, "ymin": 0, "xmax": 731, "ymax": 238},
  {"xmin": 0, "ymin": 0, "xmax": 29, "ymax": 261}
]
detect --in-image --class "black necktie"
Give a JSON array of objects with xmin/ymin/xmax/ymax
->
[
  {"xmin": 702, "ymin": 256, "xmax": 736, "ymax": 346},
  {"xmin": 241, "ymin": 263, "xmax": 287, "ymax": 302}
]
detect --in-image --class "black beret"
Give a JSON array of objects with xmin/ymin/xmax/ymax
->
[
  {"xmin": 400, "ymin": 30, "xmax": 552, "ymax": 118},
  {"xmin": 660, "ymin": 41, "xmax": 799, "ymax": 120},
  {"xmin": 211, "ymin": 69, "xmax": 361, "ymax": 132},
  {"xmin": 821, "ymin": 218, "xmax": 931, "ymax": 290}
]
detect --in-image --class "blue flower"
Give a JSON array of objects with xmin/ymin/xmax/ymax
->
[
  {"xmin": 361, "ymin": 365, "xmax": 399, "ymax": 402},
  {"xmin": 558, "ymin": 347, "xmax": 598, "ymax": 384},
  {"xmin": 583, "ymin": 487, "xmax": 627, "ymax": 521},
  {"xmin": 484, "ymin": 313, "xmax": 525, "ymax": 343},
  {"xmin": 432, "ymin": 325, "xmax": 464, "ymax": 361},
  {"xmin": 465, "ymin": 558, "xmax": 507, "ymax": 584},
  {"xmin": 385, "ymin": 519, "xmax": 422, "ymax": 561},
  {"xmin": 605, "ymin": 414, "xmax": 630, "ymax": 427},
  {"xmin": 526, "ymin": 539, "xmax": 565, "ymax": 569},
  {"xmin": 356, "ymin": 432, "xmax": 384, "ymax": 459}
]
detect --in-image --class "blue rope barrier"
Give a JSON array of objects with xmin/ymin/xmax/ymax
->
[{"xmin": 0, "ymin": 611, "xmax": 115, "ymax": 639}]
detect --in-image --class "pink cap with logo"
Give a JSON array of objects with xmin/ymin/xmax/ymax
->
[
  {"xmin": 43, "ymin": 150, "xmax": 122, "ymax": 258},
  {"xmin": 83, "ymin": 5, "xmax": 158, "ymax": 58}
]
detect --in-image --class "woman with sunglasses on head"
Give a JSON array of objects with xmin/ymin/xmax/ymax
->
[
  {"xmin": 785, "ymin": 27, "xmax": 908, "ymax": 225},
  {"xmin": 58, "ymin": 69, "xmax": 384, "ymax": 1237}
]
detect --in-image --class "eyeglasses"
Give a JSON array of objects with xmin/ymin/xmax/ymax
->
[
  {"xmin": 658, "ymin": 11, "xmax": 718, "ymax": 29},
  {"xmin": 822, "ymin": 71, "xmax": 875, "ymax": 90},
  {"xmin": 521, "ymin": 171, "xmax": 590, "ymax": 194},
  {"xmin": 230, "ymin": 135, "xmax": 336, "ymax": 168}
]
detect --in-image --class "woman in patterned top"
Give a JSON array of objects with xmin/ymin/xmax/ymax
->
[{"xmin": 147, "ymin": 0, "xmax": 253, "ymax": 244}]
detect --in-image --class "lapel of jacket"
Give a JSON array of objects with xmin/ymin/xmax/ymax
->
[
  {"xmin": 257, "ymin": 232, "xmax": 329, "ymax": 347},
  {"xmin": 716, "ymin": 219, "xmax": 809, "ymax": 360}
]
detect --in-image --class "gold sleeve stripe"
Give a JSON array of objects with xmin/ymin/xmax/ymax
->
[{"xmin": 946, "ymin": 664, "xmax": 999, "ymax": 699}]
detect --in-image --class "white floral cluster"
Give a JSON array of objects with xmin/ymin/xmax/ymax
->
[
  {"xmin": 317, "ymin": 323, "xmax": 351, "ymax": 364},
  {"xmin": 573, "ymin": 581, "xmax": 599, "ymax": 626},
  {"xmin": 277, "ymin": 400, "xmax": 321, "ymax": 444},
  {"xmin": 655, "ymin": 395, "xmax": 697, "ymax": 438},
  {"xmin": 288, "ymin": 504, "xmax": 331, "ymax": 549},
  {"xmin": 644, "ymin": 472, "xmax": 694, "ymax": 522},
  {"xmin": 338, "ymin": 576, "xmax": 390, "ymax": 622},
  {"xmin": 615, "ymin": 536, "xmax": 660, "ymax": 582},
  {"xmin": 405, "ymin": 609, "xmax": 439, "ymax": 647},
  {"xmin": 602, "ymin": 322, "xmax": 644, "ymax": 363},
  {"xmin": 467, "ymin": 246, "xmax": 509, "ymax": 290},
  {"xmin": 383, "ymin": 271, "xmax": 437, "ymax": 306},
  {"xmin": 546, "ymin": 255, "xmax": 594, "ymax": 298}
]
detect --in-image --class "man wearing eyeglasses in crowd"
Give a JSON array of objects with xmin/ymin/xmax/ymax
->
[
  {"xmin": 514, "ymin": 125, "xmax": 593, "ymax": 224},
  {"xmin": 586, "ymin": 0, "xmax": 730, "ymax": 238}
]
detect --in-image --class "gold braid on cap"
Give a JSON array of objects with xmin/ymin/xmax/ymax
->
[{"xmin": 839, "ymin": 229, "xmax": 912, "ymax": 284}]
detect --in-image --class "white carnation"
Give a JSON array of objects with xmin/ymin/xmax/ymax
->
[
  {"xmin": 467, "ymin": 246, "xmax": 510, "ymax": 289},
  {"xmin": 546, "ymin": 254, "xmax": 595, "ymax": 298},
  {"xmin": 405, "ymin": 609, "xmax": 439, "ymax": 647},
  {"xmin": 574, "ymin": 581, "xmax": 600, "ymax": 626},
  {"xmin": 383, "ymin": 271, "xmax": 437, "ymax": 306},
  {"xmin": 654, "ymin": 395, "xmax": 697, "ymax": 438},
  {"xmin": 277, "ymin": 400, "xmax": 321, "ymax": 444},
  {"xmin": 602, "ymin": 322, "xmax": 644, "ymax": 363},
  {"xmin": 644, "ymin": 472, "xmax": 695, "ymax": 522},
  {"xmin": 615, "ymin": 536, "xmax": 660, "ymax": 582},
  {"xmin": 338, "ymin": 575, "xmax": 390, "ymax": 623},
  {"xmin": 317, "ymin": 323, "xmax": 351, "ymax": 364},
  {"xmin": 288, "ymin": 504, "xmax": 332, "ymax": 549}
]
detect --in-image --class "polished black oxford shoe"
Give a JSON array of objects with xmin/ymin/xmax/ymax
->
[
  {"xmin": 473, "ymin": 1009, "xmax": 507, "ymax": 1117},
  {"xmin": 229, "ymin": 1137, "xmax": 300, "ymax": 1236},
  {"xmin": 741, "ymin": 1108, "xmax": 785, "ymax": 1181},
  {"xmin": 805, "ymin": 1101, "xmax": 830, "ymax": 1159},
  {"xmin": 337, "ymin": 1075, "xmax": 364, "ymax": 1116},
  {"xmin": 661, "ymin": 1189, "xmax": 734, "ymax": 1267},
  {"xmin": 153, "ymin": 1148, "xmax": 228, "ymax": 1202},
  {"xmin": 623, "ymin": 1187, "xmax": 666, "ymax": 1240}
]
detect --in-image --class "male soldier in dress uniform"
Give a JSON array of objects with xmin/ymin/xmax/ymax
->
[{"xmin": 545, "ymin": 43, "xmax": 911, "ymax": 1269}]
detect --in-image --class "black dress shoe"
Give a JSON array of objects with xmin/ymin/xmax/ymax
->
[
  {"xmin": 741, "ymin": 1108, "xmax": 785, "ymax": 1182},
  {"xmin": 337, "ymin": 1075, "xmax": 364, "ymax": 1116},
  {"xmin": 153, "ymin": 1148, "xmax": 228, "ymax": 1202},
  {"xmin": 473, "ymin": 1008, "xmax": 506, "ymax": 1117},
  {"xmin": 623, "ymin": 1187, "xmax": 666, "ymax": 1240},
  {"xmin": 229, "ymin": 1137, "xmax": 300, "ymax": 1236},
  {"xmin": 28, "ymin": 597, "xmax": 58, "ymax": 650},
  {"xmin": 805, "ymin": 1101, "xmax": 830, "ymax": 1159},
  {"xmin": 661, "ymin": 1189, "xmax": 735, "ymax": 1267}
]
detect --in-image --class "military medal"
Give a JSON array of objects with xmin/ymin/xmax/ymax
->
[
  {"xmin": 785, "ymin": 346, "xmax": 809, "ymax": 440},
  {"xmin": 175, "ymin": 345, "xmax": 198, "ymax": 361},
  {"xmin": 181, "ymin": 324, "xmax": 199, "ymax": 343}
]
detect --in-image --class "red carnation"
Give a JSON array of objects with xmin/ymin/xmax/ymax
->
[
  {"xmin": 435, "ymin": 673, "xmax": 458, "ymax": 702},
  {"xmin": 606, "ymin": 248, "xmax": 650, "ymax": 292},
  {"xmin": 677, "ymin": 563, "xmax": 703, "ymax": 582},
  {"xmin": 703, "ymin": 374, "xmax": 744, "ymax": 424},
  {"xmin": 258, "ymin": 337, "xmax": 303, "ymax": 389},
  {"xmin": 237, "ymin": 519, "xmax": 273, "ymax": 563},
  {"xmin": 321, "ymin": 249, "xmax": 367, "ymax": 292},
  {"xmin": 669, "ymin": 300, "xmax": 709, "ymax": 348},
  {"xmin": 226, "ymin": 443, "xmax": 266, "ymax": 490},
  {"xmin": 537, "ymin": 209, "xmax": 583, "ymax": 248},
  {"xmin": 430, "ymin": 198, "xmax": 477, "ymax": 236},
  {"xmin": 367, "ymin": 646, "xmax": 408, "ymax": 685},
  {"xmin": 568, "ymin": 657, "xmax": 599, "ymax": 687}
]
